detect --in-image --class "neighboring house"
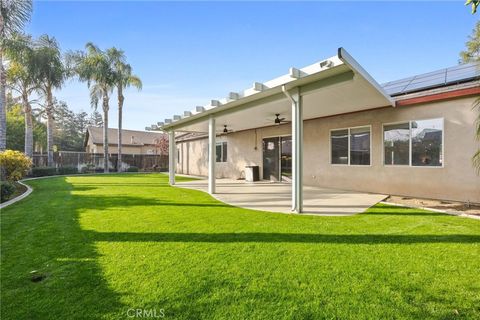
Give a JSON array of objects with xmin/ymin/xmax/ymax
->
[
  {"xmin": 160, "ymin": 48, "xmax": 480, "ymax": 207},
  {"xmin": 84, "ymin": 126, "xmax": 167, "ymax": 155}
]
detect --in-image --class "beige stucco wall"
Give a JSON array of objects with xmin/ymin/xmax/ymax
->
[{"xmin": 176, "ymin": 96, "xmax": 480, "ymax": 203}]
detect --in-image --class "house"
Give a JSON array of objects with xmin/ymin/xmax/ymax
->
[
  {"xmin": 160, "ymin": 48, "xmax": 480, "ymax": 211},
  {"xmin": 84, "ymin": 126, "xmax": 167, "ymax": 155}
]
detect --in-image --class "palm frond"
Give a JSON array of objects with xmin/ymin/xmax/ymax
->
[
  {"xmin": 127, "ymin": 74, "xmax": 142, "ymax": 90},
  {"xmin": 473, "ymin": 149, "xmax": 480, "ymax": 174},
  {"xmin": 0, "ymin": 0, "xmax": 33, "ymax": 40},
  {"xmin": 89, "ymin": 83, "xmax": 103, "ymax": 110}
]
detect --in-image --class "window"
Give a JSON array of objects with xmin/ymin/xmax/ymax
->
[
  {"xmin": 384, "ymin": 123, "xmax": 410, "ymax": 165},
  {"xmin": 350, "ymin": 127, "xmax": 371, "ymax": 165},
  {"xmin": 331, "ymin": 127, "xmax": 370, "ymax": 165},
  {"xmin": 411, "ymin": 119, "xmax": 443, "ymax": 166},
  {"xmin": 383, "ymin": 118, "xmax": 443, "ymax": 167},
  {"xmin": 216, "ymin": 142, "xmax": 227, "ymax": 162},
  {"xmin": 331, "ymin": 129, "xmax": 348, "ymax": 164}
]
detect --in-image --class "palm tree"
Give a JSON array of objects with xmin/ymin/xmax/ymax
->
[
  {"xmin": 4, "ymin": 34, "xmax": 38, "ymax": 158},
  {"xmin": 107, "ymin": 47, "xmax": 142, "ymax": 172},
  {"xmin": 35, "ymin": 35, "xmax": 66, "ymax": 166},
  {"xmin": 69, "ymin": 43, "xmax": 115, "ymax": 173},
  {"xmin": 0, "ymin": 0, "xmax": 33, "ymax": 151}
]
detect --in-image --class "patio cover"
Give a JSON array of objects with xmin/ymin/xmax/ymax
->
[
  {"xmin": 160, "ymin": 48, "xmax": 394, "ymax": 213},
  {"xmin": 160, "ymin": 48, "xmax": 394, "ymax": 133}
]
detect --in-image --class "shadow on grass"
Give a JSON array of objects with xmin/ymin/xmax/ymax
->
[
  {"xmin": 72, "ymin": 194, "xmax": 230, "ymax": 209},
  {"xmin": 90, "ymin": 231, "xmax": 480, "ymax": 244},
  {"xmin": 0, "ymin": 177, "xmax": 126, "ymax": 319},
  {"xmin": 364, "ymin": 211, "xmax": 446, "ymax": 216},
  {"xmin": 365, "ymin": 205, "xmax": 447, "ymax": 216}
]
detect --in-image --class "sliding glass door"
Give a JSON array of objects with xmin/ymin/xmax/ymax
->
[
  {"xmin": 262, "ymin": 137, "xmax": 280, "ymax": 181},
  {"xmin": 262, "ymin": 136, "xmax": 292, "ymax": 181},
  {"xmin": 280, "ymin": 136, "xmax": 292, "ymax": 180}
]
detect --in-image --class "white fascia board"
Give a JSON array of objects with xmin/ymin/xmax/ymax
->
[{"xmin": 337, "ymin": 47, "xmax": 395, "ymax": 106}]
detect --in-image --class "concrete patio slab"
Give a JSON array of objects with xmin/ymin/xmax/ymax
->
[{"xmin": 176, "ymin": 178, "xmax": 387, "ymax": 216}]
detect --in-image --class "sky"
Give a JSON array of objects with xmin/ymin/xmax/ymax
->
[{"xmin": 26, "ymin": 1, "xmax": 479, "ymax": 131}]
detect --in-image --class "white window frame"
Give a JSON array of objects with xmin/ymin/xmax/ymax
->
[
  {"xmin": 329, "ymin": 125, "xmax": 372, "ymax": 166},
  {"xmin": 216, "ymin": 141, "xmax": 227, "ymax": 163},
  {"xmin": 382, "ymin": 117, "xmax": 444, "ymax": 168}
]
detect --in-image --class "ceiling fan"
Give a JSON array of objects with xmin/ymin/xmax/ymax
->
[
  {"xmin": 223, "ymin": 125, "xmax": 233, "ymax": 134},
  {"xmin": 274, "ymin": 114, "xmax": 287, "ymax": 125}
]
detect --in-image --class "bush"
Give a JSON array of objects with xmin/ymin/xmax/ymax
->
[
  {"xmin": 0, "ymin": 150, "xmax": 32, "ymax": 182},
  {"xmin": 31, "ymin": 167, "xmax": 57, "ymax": 177},
  {"xmin": 1, "ymin": 181, "xmax": 16, "ymax": 202},
  {"xmin": 58, "ymin": 166, "xmax": 78, "ymax": 175},
  {"xmin": 126, "ymin": 166, "xmax": 139, "ymax": 172}
]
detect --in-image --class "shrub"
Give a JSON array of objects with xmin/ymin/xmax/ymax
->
[
  {"xmin": 58, "ymin": 166, "xmax": 78, "ymax": 175},
  {"xmin": 1, "ymin": 181, "xmax": 16, "ymax": 202},
  {"xmin": 0, "ymin": 150, "xmax": 32, "ymax": 182},
  {"xmin": 126, "ymin": 166, "xmax": 139, "ymax": 172},
  {"xmin": 31, "ymin": 167, "xmax": 57, "ymax": 177}
]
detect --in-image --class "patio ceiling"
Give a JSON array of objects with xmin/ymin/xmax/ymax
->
[{"xmin": 160, "ymin": 48, "xmax": 394, "ymax": 133}]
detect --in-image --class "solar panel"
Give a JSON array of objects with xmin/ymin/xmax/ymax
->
[{"xmin": 381, "ymin": 63, "xmax": 480, "ymax": 96}]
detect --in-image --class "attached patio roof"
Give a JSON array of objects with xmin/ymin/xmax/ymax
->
[{"xmin": 160, "ymin": 48, "xmax": 395, "ymax": 133}]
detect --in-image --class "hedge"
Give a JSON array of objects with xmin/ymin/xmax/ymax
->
[
  {"xmin": 30, "ymin": 167, "xmax": 58, "ymax": 177},
  {"xmin": 1, "ymin": 181, "xmax": 16, "ymax": 202},
  {"xmin": 58, "ymin": 166, "xmax": 78, "ymax": 175}
]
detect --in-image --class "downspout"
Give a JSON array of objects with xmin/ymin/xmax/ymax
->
[{"xmin": 282, "ymin": 85, "xmax": 296, "ymax": 105}]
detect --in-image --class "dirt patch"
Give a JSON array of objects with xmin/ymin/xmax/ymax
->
[
  {"xmin": 385, "ymin": 196, "xmax": 480, "ymax": 217},
  {"xmin": 12, "ymin": 182, "xmax": 28, "ymax": 199},
  {"xmin": 0, "ymin": 182, "xmax": 28, "ymax": 204}
]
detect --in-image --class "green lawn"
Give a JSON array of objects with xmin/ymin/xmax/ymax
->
[{"xmin": 1, "ymin": 174, "xmax": 479, "ymax": 319}]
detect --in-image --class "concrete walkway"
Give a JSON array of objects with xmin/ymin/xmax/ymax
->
[{"xmin": 176, "ymin": 178, "xmax": 387, "ymax": 216}]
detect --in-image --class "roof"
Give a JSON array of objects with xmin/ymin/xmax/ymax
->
[
  {"xmin": 382, "ymin": 62, "xmax": 480, "ymax": 96},
  {"xmin": 160, "ymin": 47, "xmax": 394, "ymax": 133},
  {"xmin": 85, "ymin": 126, "xmax": 166, "ymax": 147}
]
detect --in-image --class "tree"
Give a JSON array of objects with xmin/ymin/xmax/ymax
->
[
  {"xmin": 4, "ymin": 34, "xmax": 38, "ymax": 157},
  {"xmin": 108, "ymin": 47, "xmax": 142, "ymax": 172},
  {"xmin": 35, "ymin": 35, "xmax": 67, "ymax": 166},
  {"xmin": 68, "ymin": 43, "xmax": 115, "ymax": 172},
  {"xmin": 460, "ymin": 21, "xmax": 480, "ymax": 173},
  {"xmin": 466, "ymin": 0, "xmax": 480, "ymax": 14},
  {"xmin": 0, "ymin": 0, "xmax": 33, "ymax": 151},
  {"xmin": 88, "ymin": 110, "xmax": 103, "ymax": 127},
  {"xmin": 5, "ymin": 104, "xmax": 23, "ymax": 151},
  {"xmin": 154, "ymin": 135, "xmax": 168, "ymax": 156},
  {"xmin": 5, "ymin": 103, "xmax": 46, "ymax": 152}
]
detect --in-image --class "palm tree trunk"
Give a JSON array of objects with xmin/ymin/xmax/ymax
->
[
  {"xmin": 46, "ymin": 86, "xmax": 54, "ymax": 166},
  {"xmin": 23, "ymin": 90, "xmax": 33, "ymax": 158},
  {"xmin": 0, "ymin": 48, "xmax": 6, "ymax": 151},
  {"xmin": 117, "ymin": 86, "xmax": 124, "ymax": 172},
  {"xmin": 102, "ymin": 92, "xmax": 109, "ymax": 173}
]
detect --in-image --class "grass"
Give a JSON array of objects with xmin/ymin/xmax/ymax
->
[{"xmin": 1, "ymin": 173, "xmax": 479, "ymax": 319}]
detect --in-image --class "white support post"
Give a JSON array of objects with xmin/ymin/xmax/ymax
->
[
  {"xmin": 208, "ymin": 116, "xmax": 216, "ymax": 194},
  {"xmin": 168, "ymin": 130, "xmax": 176, "ymax": 185},
  {"xmin": 290, "ymin": 88, "xmax": 303, "ymax": 213}
]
